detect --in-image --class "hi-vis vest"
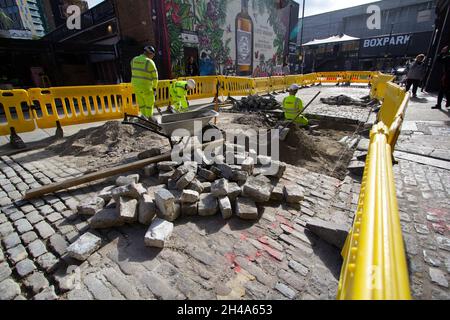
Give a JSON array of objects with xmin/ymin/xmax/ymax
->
[
  {"xmin": 170, "ymin": 81, "xmax": 188, "ymax": 100},
  {"xmin": 283, "ymin": 95, "xmax": 303, "ymax": 119},
  {"xmin": 131, "ymin": 54, "xmax": 158, "ymax": 90}
]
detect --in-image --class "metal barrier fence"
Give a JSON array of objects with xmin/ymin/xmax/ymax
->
[{"xmin": 338, "ymin": 123, "xmax": 411, "ymax": 300}]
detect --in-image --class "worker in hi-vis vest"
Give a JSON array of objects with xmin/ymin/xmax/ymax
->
[
  {"xmin": 169, "ymin": 79, "xmax": 196, "ymax": 113},
  {"xmin": 282, "ymin": 84, "xmax": 308, "ymax": 126},
  {"xmin": 131, "ymin": 46, "xmax": 158, "ymax": 118}
]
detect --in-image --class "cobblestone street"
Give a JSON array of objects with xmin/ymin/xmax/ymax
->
[{"xmin": 0, "ymin": 87, "xmax": 448, "ymax": 300}]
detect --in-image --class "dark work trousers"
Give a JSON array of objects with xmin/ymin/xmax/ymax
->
[
  {"xmin": 437, "ymin": 87, "xmax": 450, "ymax": 107},
  {"xmin": 406, "ymin": 79, "xmax": 421, "ymax": 96}
]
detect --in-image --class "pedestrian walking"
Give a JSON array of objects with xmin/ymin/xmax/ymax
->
[
  {"xmin": 432, "ymin": 46, "xmax": 450, "ymax": 110},
  {"xmin": 185, "ymin": 56, "xmax": 199, "ymax": 77},
  {"xmin": 405, "ymin": 54, "xmax": 427, "ymax": 98}
]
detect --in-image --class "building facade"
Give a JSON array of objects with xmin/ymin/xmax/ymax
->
[
  {"xmin": 0, "ymin": 0, "xmax": 47, "ymax": 39},
  {"xmin": 297, "ymin": 0, "xmax": 437, "ymax": 73}
]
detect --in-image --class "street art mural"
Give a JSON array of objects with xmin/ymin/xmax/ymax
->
[{"xmin": 165, "ymin": 0, "xmax": 299, "ymax": 77}]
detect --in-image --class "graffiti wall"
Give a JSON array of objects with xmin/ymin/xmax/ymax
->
[{"xmin": 165, "ymin": 0, "xmax": 299, "ymax": 77}]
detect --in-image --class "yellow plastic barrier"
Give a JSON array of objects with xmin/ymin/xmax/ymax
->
[
  {"xmin": 387, "ymin": 91, "xmax": 410, "ymax": 151},
  {"xmin": 346, "ymin": 71, "xmax": 374, "ymax": 84},
  {"xmin": 302, "ymin": 73, "xmax": 317, "ymax": 86},
  {"xmin": 271, "ymin": 76, "xmax": 287, "ymax": 92},
  {"xmin": 28, "ymin": 84, "xmax": 136, "ymax": 129},
  {"xmin": 316, "ymin": 72, "xmax": 346, "ymax": 84},
  {"xmin": 153, "ymin": 80, "xmax": 174, "ymax": 108},
  {"xmin": 338, "ymin": 123, "xmax": 411, "ymax": 300},
  {"xmin": 0, "ymin": 89, "xmax": 36, "ymax": 136},
  {"xmin": 371, "ymin": 73, "xmax": 395, "ymax": 101},
  {"xmin": 177, "ymin": 76, "xmax": 218, "ymax": 100},
  {"xmin": 222, "ymin": 76, "xmax": 253, "ymax": 97},
  {"xmin": 378, "ymin": 82, "xmax": 407, "ymax": 128},
  {"xmin": 253, "ymin": 77, "xmax": 271, "ymax": 95}
]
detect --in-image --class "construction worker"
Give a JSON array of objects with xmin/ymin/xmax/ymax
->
[
  {"xmin": 169, "ymin": 79, "xmax": 196, "ymax": 113},
  {"xmin": 283, "ymin": 84, "xmax": 308, "ymax": 126},
  {"xmin": 131, "ymin": 46, "xmax": 158, "ymax": 119}
]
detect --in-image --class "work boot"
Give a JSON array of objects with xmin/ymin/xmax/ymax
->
[{"xmin": 431, "ymin": 105, "xmax": 442, "ymax": 110}]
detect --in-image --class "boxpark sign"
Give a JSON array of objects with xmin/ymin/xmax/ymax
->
[{"xmin": 359, "ymin": 32, "xmax": 432, "ymax": 58}]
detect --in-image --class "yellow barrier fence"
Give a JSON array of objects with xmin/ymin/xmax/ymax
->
[
  {"xmin": 370, "ymin": 73, "xmax": 395, "ymax": 101},
  {"xmin": 178, "ymin": 76, "xmax": 218, "ymax": 100},
  {"xmin": 346, "ymin": 71, "xmax": 374, "ymax": 84},
  {"xmin": 316, "ymin": 72, "xmax": 346, "ymax": 84},
  {"xmin": 271, "ymin": 76, "xmax": 287, "ymax": 92},
  {"xmin": 253, "ymin": 77, "xmax": 271, "ymax": 95},
  {"xmin": 338, "ymin": 123, "xmax": 411, "ymax": 300},
  {"xmin": 222, "ymin": 76, "xmax": 253, "ymax": 97},
  {"xmin": 0, "ymin": 89, "xmax": 36, "ymax": 136},
  {"xmin": 28, "ymin": 84, "xmax": 136, "ymax": 129},
  {"xmin": 378, "ymin": 82, "xmax": 407, "ymax": 129}
]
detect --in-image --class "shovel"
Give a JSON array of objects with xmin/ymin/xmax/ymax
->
[{"xmin": 278, "ymin": 91, "xmax": 321, "ymax": 141}]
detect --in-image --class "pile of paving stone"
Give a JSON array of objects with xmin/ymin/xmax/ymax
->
[
  {"xmin": 231, "ymin": 95, "xmax": 282, "ymax": 112},
  {"xmin": 67, "ymin": 144, "xmax": 305, "ymax": 259},
  {"xmin": 320, "ymin": 95, "xmax": 372, "ymax": 107}
]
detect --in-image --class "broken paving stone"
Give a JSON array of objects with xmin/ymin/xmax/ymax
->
[
  {"xmin": 211, "ymin": 178, "xmax": 229, "ymax": 198},
  {"xmin": 235, "ymin": 198, "xmax": 259, "ymax": 220},
  {"xmin": 117, "ymin": 197, "xmax": 138, "ymax": 223},
  {"xmin": 158, "ymin": 161, "xmax": 179, "ymax": 171},
  {"xmin": 155, "ymin": 189, "xmax": 180, "ymax": 222},
  {"xmin": 181, "ymin": 203, "xmax": 198, "ymax": 216},
  {"xmin": 257, "ymin": 155, "xmax": 272, "ymax": 166},
  {"xmin": 201, "ymin": 182, "xmax": 212, "ymax": 193},
  {"xmin": 260, "ymin": 161, "xmax": 287, "ymax": 178},
  {"xmin": 111, "ymin": 183, "xmax": 146, "ymax": 200},
  {"xmin": 283, "ymin": 185, "xmax": 305, "ymax": 204},
  {"xmin": 97, "ymin": 186, "xmax": 115, "ymax": 203},
  {"xmin": 231, "ymin": 170, "xmax": 249, "ymax": 184},
  {"xmin": 176, "ymin": 171, "xmax": 196, "ymax": 190},
  {"xmin": 243, "ymin": 175, "xmax": 274, "ymax": 203},
  {"xmin": 138, "ymin": 194, "xmax": 156, "ymax": 225},
  {"xmin": 188, "ymin": 179, "xmax": 204, "ymax": 194},
  {"xmin": 197, "ymin": 168, "xmax": 217, "ymax": 182},
  {"xmin": 115, "ymin": 174, "xmax": 140, "ymax": 187},
  {"xmin": 167, "ymin": 178, "xmax": 178, "ymax": 190},
  {"xmin": 159, "ymin": 171, "xmax": 175, "ymax": 184},
  {"xmin": 241, "ymin": 157, "xmax": 255, "ymax": 174},
  {"xmin": 77, "ymin": 197, "xmax": 105, "ymax": 216},
  {"xmin": 218, "ymin": 197, "xmax": 233, "ymax": 219},
  {"xmin": 429, "ymin": 267, "xmax": 448, "ymax": 288},
  {"xmin": 138, "ymin": 148, "xmax": 161, "ymax": 160},
  {"xmin": 198, "ymin": 194, "xmax": 219, "ymax": 216},
  {"xmin": 271, "ymin": 183, "xmax": 284, "ymax": 202},
  {"xmin": 90, "ymin": 208, "xmax": 125, "ymax": 229},
  {"xmin": 306, "ymin": 219, "xmax": 349, "ymax": 250},
  {"xmin": 181, "ymin": 190, "xmax": 200, "ymax": 203},
  {"xmin": 217, "ymin": 163, "xmax": 235, "ymax": 180},
  {"xmin": 67, "ymin": 233, "xmax": 102, "ymax": 261},
  {"xmin": 228, "ymin": 183, "xmax": 242, "ymax": 200},
  {"xmin": 170, "ymin": 165, "xmax": 190, "ymax": 181},
  {"xmin": 144, "ymin": 218, "xmax": 174, "ymax": 248},
  {"xmin": 143, "ymin": 164, "xmax": 158, "ymax": 177}
]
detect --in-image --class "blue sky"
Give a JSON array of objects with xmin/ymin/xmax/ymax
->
[{"xmin": 86, "ymin": 0, "xmax": 379, "ymax": 17}]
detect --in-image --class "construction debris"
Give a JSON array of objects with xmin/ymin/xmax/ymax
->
[
  {"xmin": 320, "ymin": 95, "xmax": 375, "ymax": 107},
  {"xmin": 144, "ymin": 218, "xmax": 174, "ymax": 248},
  {"xmin": 67, "ymin": 233, "xmax": 102, "ymax": 261},
  {"xmin": 306, "ymin": 219, "xmax": 349, "ymax": 250}
]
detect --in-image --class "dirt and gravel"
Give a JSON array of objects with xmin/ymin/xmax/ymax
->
[{"xmin": 42, "ymin": 110, "xmax": 358, "ymax": 180}]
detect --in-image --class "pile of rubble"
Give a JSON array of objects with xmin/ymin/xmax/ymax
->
[
  {"xmin": 66, "ymin": 144, "xmax": 305, "ymax": 259},
  {"xmin": 320, "ymin": 95, "xmax": 373, "ymax": 107}
]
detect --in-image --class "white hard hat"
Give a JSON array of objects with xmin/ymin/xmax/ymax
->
[
  {"xmin": 187, "ymin": 79, "xmax": 196, "ymax": 90},
  {"xmin": 289, "ymin": 84, "xmax": 300, "ymax": 91}
]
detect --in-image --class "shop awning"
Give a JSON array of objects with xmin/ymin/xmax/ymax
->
[{"xmin": 302, "ymin": 34, "xmax": 360, "ymax": 46}]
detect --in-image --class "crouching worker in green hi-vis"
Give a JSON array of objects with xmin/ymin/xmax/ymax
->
[
  {"xmin": 283, "ymin": 84, "xmax": 309, "ymax": 126},
  {"xmin": 169, "ymin": 79, "xmax": 196, "ymax": 113},
  {"xmin": 131, "ymin": 46, "xmax": 158, "ymax": 119}
]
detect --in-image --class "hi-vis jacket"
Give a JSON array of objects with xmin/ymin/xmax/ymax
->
[
  {"xmin": 282, "ymin": 95, "xmax": 308, "ymax": 126},
  {"xmin": 131, "ymin": 54, "xmax": 158, "ymax": 90}
]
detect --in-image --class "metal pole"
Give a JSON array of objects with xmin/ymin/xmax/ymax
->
[{"xmin": 300, "ymin": 0, "xmax": 305, "ymax": 74}]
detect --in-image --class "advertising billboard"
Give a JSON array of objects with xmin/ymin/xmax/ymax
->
[{"xmin": 165, "ymin": 0, "xmax": 299, "ymax": 77}]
